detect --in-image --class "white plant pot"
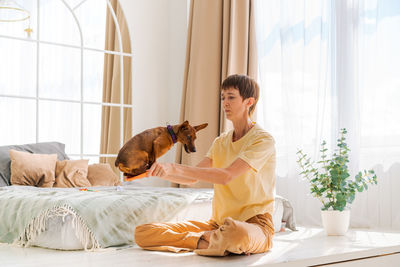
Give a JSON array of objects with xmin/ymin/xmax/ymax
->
[{"xmin": 321, "ymin": 210, "xmax": 350, "ymax": 236}]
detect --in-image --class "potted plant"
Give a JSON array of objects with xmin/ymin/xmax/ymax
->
[{"xmin": 296, "ymin": 128, "xmax": 377, "ymax": 235}]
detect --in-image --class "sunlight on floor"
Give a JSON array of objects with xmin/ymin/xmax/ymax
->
[
  {"xmin": 275, "ymin": 227, "xmax": 324, "ymax": 241},
  {"xmin": 249, "ymin": 242, "xmax": 299, "ymax": 266}
]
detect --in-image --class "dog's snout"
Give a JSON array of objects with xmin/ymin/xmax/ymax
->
[{"xmin": 184, "ymin": 144, "xmax": 196, "ymax": 153}]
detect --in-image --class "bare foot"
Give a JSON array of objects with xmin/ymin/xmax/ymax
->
[
  {"xmin": 196, "ymin": 231, "xmax": 213, "ymax": 249},
  {"xmin": 197, "ymin": 239, "xmax": 209, "ymax": 249},
  {"xmin": 201, "ymin": 231, "xmax": 213, "ymax": 242}
]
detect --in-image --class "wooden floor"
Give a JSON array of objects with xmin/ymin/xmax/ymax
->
[{"xmin": 1, "ymin": 227, "xmax": 400, "ymax": 267}]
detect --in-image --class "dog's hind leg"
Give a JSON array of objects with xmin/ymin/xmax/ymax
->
[{"xmin": 118, "ymin": 150, "xmax": 150, "ymax": 176}]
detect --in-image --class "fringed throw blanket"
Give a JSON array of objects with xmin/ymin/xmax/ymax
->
[{"xmin": 0, "ymin": 185, "xmax": 201, "ymax": 250}]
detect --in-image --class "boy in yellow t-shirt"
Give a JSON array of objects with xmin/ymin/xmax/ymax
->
[{"xmin": 135, "ymin": 74, "xmax": 276, "ymax": 256}]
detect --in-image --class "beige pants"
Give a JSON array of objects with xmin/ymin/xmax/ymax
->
[{"xmin": 134, "ymin": 213, "xmax": 274, "ymax": 256}]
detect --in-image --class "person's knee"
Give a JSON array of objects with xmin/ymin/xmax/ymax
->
[
  {"xmin": 219, "ymin": 218, "xmax": 271, "ymax": 254},
  {"xmin": 223, "ymin": 220, "xmax": 250, "ymax": 254},
  {"xmin": 205, "ymin": 218, "xmax": 249, "ymax": 254}
]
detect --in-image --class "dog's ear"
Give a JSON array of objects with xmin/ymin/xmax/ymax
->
[
  {"xmin": 179, "ymin": 120, "xmax": 189, "ymax": 130},
  {"xmin": 194, "ymin": 123, "xmax": 208, "ymax": 132}
]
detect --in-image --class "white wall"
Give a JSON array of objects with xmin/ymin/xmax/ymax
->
[{"xmin": 119, "ymin": 0, "xmax": 188, "ymax": 186}]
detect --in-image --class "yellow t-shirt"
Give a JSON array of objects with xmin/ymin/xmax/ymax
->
[{"xmin": 206, "ymin": 124, "xmax": 276, "ymax": 225}]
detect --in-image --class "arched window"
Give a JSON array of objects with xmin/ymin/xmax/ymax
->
[{"xmin": 0, "ymin": 0, "xmax": 133, "ymax": 171}]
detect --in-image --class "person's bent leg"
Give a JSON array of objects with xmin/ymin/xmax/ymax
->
[
  {"xmin": 194, "ymin": 213, "xmax": 274, "ymax": 256},
  {"xmin": 134, "ymin": 220, "xmax": 218, "ymax": 252}
]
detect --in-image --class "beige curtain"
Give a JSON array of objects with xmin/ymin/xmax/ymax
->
[
  {"xmin": 100, "ymin": 0, "xmax": 132, "ymax": 174},
  {"xmin": 176, "ymin": 0, "xmax": 258, "ymax": 188}
]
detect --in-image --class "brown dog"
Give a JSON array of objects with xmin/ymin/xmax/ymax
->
[{"xmin": 115, "ymin": 121, "xmax": 208, "ymax": 177}]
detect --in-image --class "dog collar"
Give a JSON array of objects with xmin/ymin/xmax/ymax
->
[{"xmin": 167, "ymin": 125, "xmax": 177, "ymax": 144}]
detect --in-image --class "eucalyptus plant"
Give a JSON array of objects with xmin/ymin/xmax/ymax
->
[{"xmin": 296, "ymin": 128, "xmax": 377, "ymax": 211}]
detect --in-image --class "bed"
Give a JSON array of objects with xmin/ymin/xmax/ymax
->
[{"xmin": 0, "ymin": 142, "xmax": 296, "ymax": 251}]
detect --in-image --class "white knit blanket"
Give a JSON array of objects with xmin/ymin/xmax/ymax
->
[{"xmin": 0, "ymin": 185, "xmax": 201, "ymax": 250}]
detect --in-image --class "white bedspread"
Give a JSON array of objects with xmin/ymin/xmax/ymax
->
[{"xmin": 0, "ymin": 185, "xmax": 204, "ymax": 250}]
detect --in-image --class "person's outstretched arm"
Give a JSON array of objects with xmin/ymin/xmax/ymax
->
[
  {"xmin": 147, "ymin": 158, "xmax": 212, "ymax": 185},
  {"xmin": 148, "ymin": 157, "xmax": 252, "ymax": 185}
]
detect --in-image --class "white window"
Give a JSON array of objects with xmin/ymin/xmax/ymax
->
[
  {"xmin": 255, "ymin": 0, "xmax": 400, "ymax": 229},
  {"xmin": 0, "ymin": 0, "xmax": 132, "ymax": 163},
  {"xmin": 255, "ymin": 0, "xmax": 400, "ymax": 173}
]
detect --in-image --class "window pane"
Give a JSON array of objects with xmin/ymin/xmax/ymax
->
[
  {"xmin": 0, "ymin": 39, "xmax": 36, "ymax": 97},
  {"xmin": 39, "ymin": 44, "xmax": 81, "ymax": 100},
  {"xmin": 38, "ymin": 100, "xmax": 80, "ymax": 154},
  {"xmin": 83, "ymin": 50, "xmax": 104, "ymax": 103},
  {"xmin": 0, "ymin": 97, "xmax": 36, "ymax": 146},
  {"xmin": 39, "ymin": 0, "xmax": 80, "ymax": 46},
  {"xmin": 83, "ymin": 104, "xmax": 101, "ymax": 154},
  {"xmin": 75, "ymin": 0, "xmax": 107, "ymax": 50}
]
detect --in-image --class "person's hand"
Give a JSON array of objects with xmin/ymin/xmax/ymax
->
[{"xmin": 148, "ymin": 162, "xmax": 175, "ymax": 178}]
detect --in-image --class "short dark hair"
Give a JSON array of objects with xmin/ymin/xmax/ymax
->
[{"xmin": 221, "ymin": 74, "xmax": 259, "ymax": 116}]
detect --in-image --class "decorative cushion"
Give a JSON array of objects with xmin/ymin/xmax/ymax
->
[
  {"xmin": 87, "ymin": 163, "xmax": 121, "ymax": 186},
  {"xmin": 9, "ymin": 149, "xmax": 57, "ymax": 187},
  {"xmin": 54, "ymin": 160, "xmax": 91, "ymax": 188},
  {"xmin": 0, "ymin": 142, "xmax": 69, "ymax": 187}
]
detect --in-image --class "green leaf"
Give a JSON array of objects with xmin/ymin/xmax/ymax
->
[
  {"xmin": 355, "ymin": 172, "xmax": 362, "ymax": 182},
  {"xmin": 347, "ymin": 192, "xmax": 355, "ymax": 203},
  {"xmin": 333, "ymin": 200, "xmax": 346, "ymax": 211},
  {"xmin": 336, "ymin": 193, "xmax": 346, "ymax": 202}
]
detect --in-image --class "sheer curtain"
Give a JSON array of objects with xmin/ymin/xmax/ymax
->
[
  {"xmin": 355, "ymin": 0, "xmax": 400, "ymax": 229},
  {"xmin": 255, "ymin": 0, "xmax": 400, "ymax": 229}
]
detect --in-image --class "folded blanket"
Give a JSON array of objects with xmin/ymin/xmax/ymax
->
[{"xmin": 0, "ymin": 185, "xmax": 200, "ymax": 250}]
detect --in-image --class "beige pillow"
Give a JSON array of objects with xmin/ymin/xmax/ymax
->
[
  {"xmin": 87, "ymin": 163, "xmax": 121, "ymax": 186},
  {"xmin": 9, "ymin": 149, "xmax": 57, "ymax": 187},
  {"xmin": 54, "ymin": 159, "xmax": 91, "ymax": 188}
]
